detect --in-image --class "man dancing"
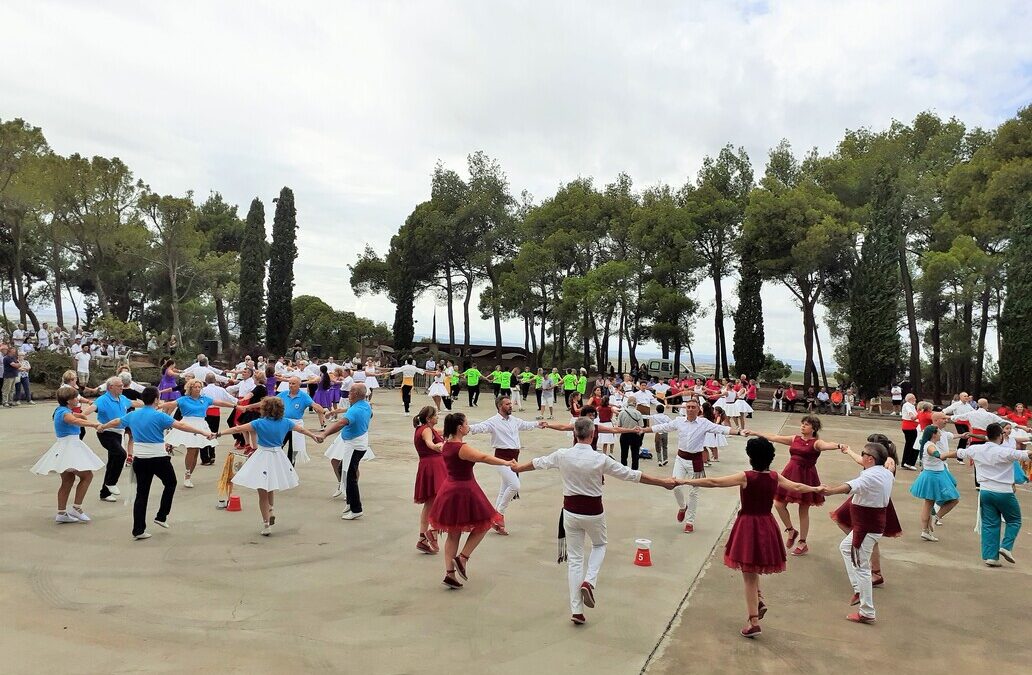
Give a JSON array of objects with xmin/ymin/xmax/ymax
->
[{"xmin": 514, "ymin": 417, "xmax": 675, "ymax": 624}]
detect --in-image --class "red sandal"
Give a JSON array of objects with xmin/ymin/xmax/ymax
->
[
  {"xmin": 740, "ymin": 616, "xmax": 762, "ymax": 638},
  {"xmin": 785, "ymin": 527, "xmax": 799, "ymax": 549}
]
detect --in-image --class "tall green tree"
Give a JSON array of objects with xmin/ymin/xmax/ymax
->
[
  {"xmin": 847, "ymin": 167, "xmax": 903, "ymax": 398},
  {"xmin": 731, "ymin": 252, "xmax": 765, "ymax": 378},
  {"xmin": 238, "ymin": 198, "xmax": 267, "ymax": 349},
  {"xmin": 1000, "ymin": 201, "xmax": 1032, "ymax": 403},
  {"xmin": 266, "ymin": 187, "xmax": 297, "ymax": 353},
  {"xmin": 196, "ymin": 192, "xmax": 244, "ymax": 349}
]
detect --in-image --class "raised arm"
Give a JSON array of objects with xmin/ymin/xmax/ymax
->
[
  {"xmin": 678, "ymin": 471, "xmax": 748, "ymax": 489},
  {"xmin": 322, "ymin": 414, "xmax": 351, "ymax": 437},
  {"xmin": 776, "ymin": 473, "xmax": 824, "ymax": 494},
  {"xmin": 171, "ymin": 420, "xmax": 215, "ymax": 438},
  {"xmin": 743, "ymin": 430, "xmax": 794, "ymax": 445},
  {"xmin": 458, "ymin": 443, "xmax": 517, "ymax": 468},
  {"xmin": 815, "ymin": 439, "xmax": 847, "ymax": 452},
  {"xmin": 219, "ymin": 422, "xmax": 254, "ymax": 437}
]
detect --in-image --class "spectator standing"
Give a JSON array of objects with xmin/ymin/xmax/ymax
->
[
  {"xmin": 890, "ymin": 383, "xmax": 903, "ymax": 415},
  {"xmin": 3, "ymin": 347, "xmax": 21, "ymax": 406},
  {"xmin": 74, "ymin": 347, "xmax": 92, "ymax": 386}
]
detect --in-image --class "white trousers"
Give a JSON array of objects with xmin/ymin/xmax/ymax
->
[
  {"xmin": 510, "ymin": 387, "xmax": 522, "ymax": 408},
  {"xmin": 495, "ymin": 464, "xmax": 520, "ymax": 514},
  {"xmin": 564, "ymin": 510, "xmax": 607, "ymax": 615},
  {"xmin": 839, "ymin": 531, "xmax": 881, "ymax": 619},
  {"xmin": 671, "ymin": 455, "xmax": 704, "ymax": 524},
  {"xmin": 771, "ymin": 398, "xmax": 782, "ymax": 411}
]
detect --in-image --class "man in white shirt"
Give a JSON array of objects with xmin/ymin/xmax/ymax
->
[
  {"xmin": 12, "ymin": 324, "xmax": 25, "ymax": 347},
  {"xmin": 890, "ymin": 384, "xmax": 903, "ymax": 415},
  {"xmin": 227, "ymin": 367, "xmax": 256, "ymax": 399},
  {"xmin": 37, "ymin": 323, "xmax": 50, "ymax": 349},
  {"xmin": 424, "ymin": 357, "xmax": 437, "ymax": 372},
  {"xmin": 74, "ymin": 349, "xmax": 91, "ymax": 385},
  {"xmin": 71, "ymin": 340, "xmax": 82, "ymax": 357},
  {"xmin": 643, "ymin": 398, "xmax": 741, "ymax": 533},
  {"xmin": 201, "ymin": 373, "xmax": 238, "ymax": 465},
  {"xmin": 514, "ymin": 417, "xmax": 676, "ymax": 625},
  {"xmin": 824, "ymin": 441, "xmax": 895, "ymax": 623},
  {"xmin": 468, "ymin": 395, "xmax": 553, "ymax": 534},
  {"xmin": 180, "ymin": 356, "xmax": 228, "ymax": 384}
]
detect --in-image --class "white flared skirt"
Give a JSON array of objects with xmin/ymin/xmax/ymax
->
[
  {"xmin": 366, "ymin": 377, "xmax": 379, "ymax": 389},
  {"xmin": 427, "ymin": 382, "xmax": 448, "ymax": 397},
  {"xmin": 290, "ymin": 422, "xmax": 312, "ymax": 464},
  {"xmin": 704, "ymin": 432, "xmax": 728, "ymax": 448},
  {"xmin": 323, "ymin": 433, "xmax": 376, "ymax": 463},
  {"xmin": 31, "ymin": 437, "xmax": 105, "ymax": 475},
  {"xmin": 165, "ymin": 417, "xmax": 217, "ymax": 448},
  {"xmin": 598, "ymin": 432, "xmax": 616, "ymax": 445},
  {"xmin": 232, "ymin": 446, "xmax": 299, "ymax": 492}
]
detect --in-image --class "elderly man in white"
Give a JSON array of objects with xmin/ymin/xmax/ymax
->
[
  {"xmin": 181, "ymin": 355, "xmax": 228, "ymax": 384},
  {"xmin": 514, "ymin": 417, "xmax": 676, "ymax": 625}
]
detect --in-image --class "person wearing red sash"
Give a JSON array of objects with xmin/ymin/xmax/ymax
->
[
  {"xmin": 678, "ymin": 437, "xmax": 823, "ymax": 638},
  {"xmin": 824, "ymin": 442, "xmax": 895, "ymax": 624},
  {"xmin": 412, "ymin": 406, "xmax": 447, "ymax": 554},
  {"xmin": 513, "ymin": 417, "xmax": 675, "ymax": 625}
]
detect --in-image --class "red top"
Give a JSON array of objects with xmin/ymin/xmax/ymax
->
[
  {"xmin": 784, "ymin": 388, "xmax": 797, "ymax": 400},
  {"xmin": 414, "ymin": 424, "xmax": 443, "ymax": 459},
  {"xmin": 746, "ymin": 384, "xmax": 757, "ymax": 399},
  {"xmin": 901, "ymin": 412, "xmax": 919, "ymax": 430},
  {"xmin": 442, "ymin": 441, "xmax": 476, "ymax": 481},
  {"xmin": 589, "ymin": 396, "xmax": 604, "ymax": 410},
  {"xmin": 597, "ymin": 405, "xmax": 613, "ymax": 423},
  {"xmin": 1008, "ymin": 412, "xmax": 1030, "ymax": 426},
  {"xmin": 788, "ymin": 435, "xmax": 820, "ymax": 468},
  {"xmin": 740, "ymin": 470, "xmax": 778, "ymax": 515},
  {"xmin": 917, "ymin": 410, "xmax": 933, "ymax": 431}
]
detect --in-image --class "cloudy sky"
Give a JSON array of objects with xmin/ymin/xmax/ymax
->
[{"xmin": 4, "ymin": 1, "xmax": 1030, "ymax": 364}]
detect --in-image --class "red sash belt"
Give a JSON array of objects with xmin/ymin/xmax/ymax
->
[
  {"xmin": 849, "ymin": 503, "xmax": 886, "ymax": 566},
  {"xmin": 494, "ymin": 448, "xmax": 520, "ymax": 461},
  {"xmin": 678, "ymin": 450, "xmax": 705, "ymax": 473},
  {"xmin": 206, "ymin": 406, "xmax": 219, "ymax": 416},
  {"xmin": 564, "ymin": 495, "xmax": 603, "ymax": 515}
]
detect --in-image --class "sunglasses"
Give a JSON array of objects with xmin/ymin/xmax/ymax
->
[{"xmin": 861, "ymin": 451, "xmax": 875, "ymax": 458}]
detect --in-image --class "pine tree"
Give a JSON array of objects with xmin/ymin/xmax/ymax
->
[
  {"xmin": 732, "ymin": 253, "xmax": 765, "ymax": 378},
  {"xmin": 1000, "ymin": 200, "xmax": 1032, "ymax": 403},
  {"xmin": 238, "ymin": 198, "xmax": 267, "ymax": 349},
  {"xmin": 847, "ymin": 168, "xmax": 902, "ymax": 398},
  {"xmin": 266, "ymin": 187, "xmax": 297, "ymax": 354}
]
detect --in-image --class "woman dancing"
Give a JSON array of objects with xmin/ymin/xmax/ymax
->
[
  {"xmin": 909, "ymin": 427, "xmax": 960, "ymax": 542},
  {"xmin": 428, "ymin": 412, "xmax": 516, "ymax": 589},
  {"xmin": 678, "ymin": 437, "xmax": 824, "ymax": 637},
  {"xmin": 161, "ymin": 378, "xmax": 236, "ymax": 489},
  {"xmin": 426, "ymin": 369, "xmax": 449, "ymax": 412},
  {"xmin": 30, "ymin": 385, "xmax": 111, "ymax": 523},
  {"xmin": 705, "ymin": 402, "xmax": 730, "ymax": 464},
  {"xmin": 746, "ymin": 416, "xmax": 848, "ymax": 556},
  {"xmin": 219, "ymin": 396, "xmax": 322, "ymax": 535},
  {"xmin": 310, "ymin": 365, "xmax": 336, "ymax": 423},
  {"xmin": 413, "ymin": 406, "xmax": 447, "ymax": 554},
  {"xmin": 158, "ymin": 359, "xmax": 180, "ymax": 401}
]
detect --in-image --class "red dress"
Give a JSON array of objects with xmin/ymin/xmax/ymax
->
[
  {"xmin": 413, "ymin": 424, "xmax": 447, "ymax": 504},
  {"xmin": 830, "ymin": 497, "xmax": 903, "ymax": 538},
  {"xmin": 775, "ymin": 436, "xmax": 825, "ymax": 506},
  {"xmin": 724, "ymin": 471, "xmax": 787, "ymax": 574},
  {"xmin": 428, "ymin": 441, "xmax": 501, "ymax": 532}
]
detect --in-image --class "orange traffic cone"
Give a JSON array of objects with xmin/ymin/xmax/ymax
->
[
  {"xmin": 634, "ymin": 538, "xmax": 652, "ymax": 567},
  {"xmin": 227, "ymin": 495, "xmax": 242, "ymax": 512}
]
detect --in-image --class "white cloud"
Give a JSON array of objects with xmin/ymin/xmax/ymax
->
[{"xmin": 3, "ymin": 0, "xmax": 1028, "ymax": 362}]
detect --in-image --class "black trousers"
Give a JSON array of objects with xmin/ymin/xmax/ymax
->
[
  {"xmin": 468, "ymin": 383, "xmax": 480, "ymax": 406},
  {"xmin": 619, "ymin": 432, "xmax": 642, "ymax": 470},
  {"xmin": 901, "ymin": 428, "xmax": 919, "ymax": 466},
  {"xmin": 202, "ymin": 414, "xmax": 220, "ymax": 464},
  {"xmin": 785, "ymin": 399, "xmax": 796, "ymax": 412},
  {"xmin": 535, "ymin": 389, "xmax": 542, "ymax": 408},
  {"xmin": 282, "ymin": 429, "xmax": 296, "ymax": 465},
  {"xmin": 499, "ymin": 387, "xmax": 511, "ymax": 401},
  {"xmin": 564, "ymin": 389, "xmax": 574, "ymax": 409},
  {"xmin": 401, "ymin": 384, "xmax": 413, "ymax": 412},
  {"xmin": 955, "ymin": 422, "xmax": 970, "ymax": 450},
  {"xmin": 98, "ymin": 431, "xmax": 127, "ymax": 497},
  {"xmin": 520, "ymin": 382, "xmax": 531, "ymax": 400},
  {"xmin": 346, "ymin": 449, "xmax": 366, "ymax": 513},
  {"xmin": 132, "ymin": 455, "xmax": 177, "ymax": 536},
  {"xmin": 452, "ymin": 382, "xmax": 462, "ymax": 400}
]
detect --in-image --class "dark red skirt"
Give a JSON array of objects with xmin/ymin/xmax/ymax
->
[
  {"xmin": 830, "ymin": 497, "xmax": 903, "ymax": 537},
  {"xmin": 428, "ymin": 478, "xmax": 501, "ymax": 533},
  {"xmin": 413, "ymin": 455, "xmax": 447, "ymax": 504},
  {"xmin": 723, "ymin": 512, "xmax": 787, "ymax": 575},
  {"xmin": 775, "ymin": 460, "xmax": 825, "ymax": 506}
]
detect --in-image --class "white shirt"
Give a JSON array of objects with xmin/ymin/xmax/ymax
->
[
  {"xmin": 202, "ymin": 383, "xmax": 237, "ymax": 405},
  {"xmin": 634, "ymin": 389, "xmax": 656, "ymax": 407},
  {"xmin": 951, "ymin": 408, "xmax": 1007, "ymax": 431},
  {"xmin": 817, "ymin": 391, "xmax": 830, "ymax": 402},
  {"xmin": 340, "ymin": 375, "xmax": 354, "ymax": 392},
  {"xmin": 924, "ymin": 429, "xmax": 955, "ymax": 471},
  {"xmin": 12, "ymin": 329, "xmax": 24, "ymax": 344},
  {"xmin": 37, "ymin": 329, "xmax": 49, "ymax": 347},
  {"xmin": 352, "ymin": 369, "xmax": 367, "ymax": 383},
  {"xmin": 846, "ymin": 465, "xmax": 894, "ymax": 508},
  {"xmin": 890, "ymin": 386, "xmax": 902, "ymax": 400},
  {"xmin": 390, "ymin": 364, "xmax": 425, "ymax": 379},
  {"xmin": 303, "ymin": 363, "xmax": 322, "ymax": 378},
  {"xmin": 71, "ymin": 343, "xmax": 82, "ymax": 356},
  {"xmin": 74, "ymin": 351, "xmax": 91, "ymax": 373},
  {"xmin": 229, "ymin": 378, "xmax": 256, "ymax": 398},
  {"xmin": 942, "ymin": 400, "xmax": 978, "ymax": 415},
  {"xmin": 648, "ymin": 412, "xmax": 672, "ymax": 428},
  {"xmin": 468, "ymin": 413, "xmax": 538, "ymax": 449},
  {"xmin": 651, "ymin": 383, "xmax": 670, "ymax": 397},
  {"xmin": 532, "ymin": 443, "xmax": 641, "ymax": 498},
  {"xmin": 957, "ymin": 442, "xmax": 1030, "ymax": 493},
  {"xmin": 650, "ymin": 416, "xmax": 732, "ymax": 452},
  {"xmin": 425, "ymin": 359, "xmax": 436, "ymax": 371},
  {"xmin": 901, "ymin": 401, "xmax": 918, "ymax": 423}
]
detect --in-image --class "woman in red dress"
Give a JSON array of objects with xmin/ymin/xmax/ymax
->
[
  {"xmin": 679, "ymin": 437, "xmax": 824, "ymax": 637},
  {"xmin": 429, "ymin": 412, "xmax": 518, "ymax": 589},
  {"xmin": 746, "ymin": 416, "xmax": 849, "ymax": 556},
  {"xmin": 829, "ymin": 433, "xmax": 902, "ymax": 588},
  {"xmin": 413, "ymin": 406, "xmax": 447, "ymax": 554}
]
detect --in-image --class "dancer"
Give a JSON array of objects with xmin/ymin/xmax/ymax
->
[
  {"xmin": 746, "ymin": 416, "xmax": 847, "ymax": 556},
  {"xmin": 823, "ymin": 441, "xmax": 895, "ymax": 624},
  {"xmin": 463, "ymin": 363, "xmax": 484, "ymax": 407},
  {"xmin": 200, "ymin": 372, "xmax": 237, "ymax": 465},
  {"xmin": 705, "ymin": 403, "xmax": 731, "ymax": 464},
  {"xmin": 94, "ymin": 376, "xmax": 143, "ymax": 502},
  {"xmin": 319, "ymin": 383, "xmax": 373, "ymax": 519},
  {"xmin": 390, "ymin": 358, "xmax": 424, "ymax": 414},
  {"xmin": 426, "ymin": 368, "xmax": 450, "ymax": 412},
  {"xmin": 540, "ymin": 370, "xmax": 556, "ymax": 419},
  {"xmin": 677, "ymin": 437, "xmax": 824, "ymax": 637},
  {"xmin": 900, "ymin": 394, "xmax": 919, "ymax": 469},
  {"xmin": 278, "ymin": 376, "xmax": 327, "ymax": 465},
  {"xmin": 909, "ymin": 426, "xmax": 961, "ymax": 542},
  {"xmin": 642, "ymin": 398, "xmax": 740, "ymax": 533},
  {"xmin": 309, "ymin": 365, "xmax": 336, "ymax": 423},
  {"xmin": 412, "ymin": 406, "xmax": 447, "ymax": 553},
  {"xmin": 616, "ymin": 395, "xmax": 645, "ymax": 470},
  {"xmin": 114, "ymin": 386, "xmax": 214, "ymax": 540},
  {"xmin": 513, "ymin": 417, "xmax": 676, "ymax": 624},
  {"xmin": 158, "ymin": 359, "xmax": 180, "ymax": 401},
  {"xmin": 650, "ymin": 403, "xmax": 672, "ymax": 466},
  {"xmin": 467, "ymin": 395, "xmax": 547, "ymax": 535},
  {"xmin": 161, "ymin": 378, "xmax": 237, "ymax": 488},
  {"xmin": 30, "ymin": 385, "xmax": 110, "ymax": 523},
  {"xmin": 596, "ymin": 395, "xmax": 618, "ymax": 457},
  {"xmin": 219, "ymin": 397, "xmax": 321, "ymax": 535},
  {"xmin": 428, "ymin": 412, "xmax": 515, "ymax": 589}
]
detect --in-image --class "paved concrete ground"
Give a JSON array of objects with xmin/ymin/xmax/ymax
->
[
  {"xmin": 3, "ymin": 397, "xmax": 1028, "ymax": 673},
  {"xmin": 647, "ymin": 412, "xmax": 1032, "ymax": 675}
]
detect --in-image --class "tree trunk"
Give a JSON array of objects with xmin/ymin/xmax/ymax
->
[
  {"xmin": 169, "ymin": 267, "xmax": 183, "ymax": 348},
  {"xmin": 802, "ymin": 303, "xmax": 815, "ymax": 389},
  {"xmin": 661, "ymin": 336, "xmax": 670, "ymax": 359},
  {"xmin": 51, "ymin": 241, "xmax": 65, "ymax": 329},
  {"xmin": 445, "ymin": 266, "xmax": 456, "ymax": 347},
  {"xmin": 673, "ymin": 334, "xmax": 681, "ymax": 376},
  {"xmin": 899, "ymin": 244, "xmax": 921, "ymax": 397},
  {"xmin": 462, "ymin": 275, "xmax": 473, "ymax": 349},
  {"xmin": 813, "ymin": 318, "xmax": 829, "ymax": 388},
  {"xmin": 558, "ymin": 321, "xmax": 566, "ymax": 363},
  {"xmin": 431, "ymin": 305, "xmax": 438, "ymax": 343},
  {"xmin": 931, "ymin": 309, "xmax": 942, "ymax": 405},
  {"xmin": 214, "ymin": 291, "xmax": 231, "ymax": 349},
  {"xmin": 973, "ymin": 281, "xmax": 991, "ymax": 396},
  {"xmin": 66, "ymin": 279, "xmax": 80, "ymax": 328},
  {"xmin": 961, "ymin": 298, "xmax": 973, "ymax": 391},
  {"xmin": 687, "ymin": 340, "xmax": 697, "ymax": 372},
  {"xmin": 528, "ymin": 314, "xmax": 538, "ymax": 367},
  {"xmin": 713, "ymin": 274, "xmax": 729, "ymax": 378},
  {"xmin": 617, "ymin": 304, "xmax": 625, "ymax": 373},
  {"xmin": 92, "ymin": 269, "xmax": 111, "ymax": 318},
  {"xmin": 539, "ymin": 298, "xmax": 547, "ymax": 364}
]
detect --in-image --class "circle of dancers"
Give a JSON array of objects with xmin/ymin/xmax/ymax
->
[{"xmin": 27, "ymin": 357, "xmax": 1032, "ymax": 635}]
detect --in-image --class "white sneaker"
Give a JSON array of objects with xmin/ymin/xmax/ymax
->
[
  {"xmin": 920, "ymin": 530, "xmax": 938, "ymax": 542},
  {"xmin": 261, "ymin": 523, "xmax": 272, "ymax": 536},
  {"xmin": 71, "ymin": 508, "xmax": 91, "ymax": 522},
  {"xmin": 901, "ymin": 464, "xmax": 917, "ymax": 471},
  {"xmin": 934, "ymin": 517, "xmax": 945, "ymax": 527},
  {"xmin": 341, "ymin": 503, "xmax": 352, "ymax": 516},
  {"xmin": 999, "ymin": 548, "xmax": 1016, "ymax": 564},
  {"xmin": 342, "ymin": 511, "xmax": 363, "ymax": 520},
  {"xmin": 153, "ymin": 519, "xmax": 170, "ymax": 529},
  {"xmin": 216, "ymin": 500, "xmax": 228, "ymax": 510},
  {"xmin": 55, "ymin": 512, "xmax": 80, "ymax": 524},
  {"xmin": 984, "ymin": 558, "xmax": 1002, "ymax": 567},
  {"xmin": 330, "ymin": 488, "xmax": 343, "ymax": 499},
  {"xmin": 184, "ymin": 476, "xmax": 194, "ymax": 488},
  {"xmin": 107, "ymin": 485, "xmax": 121, "ymax": 496},
  {"xmin": 100, "ymin": 495, "xmax": 118, "ymax": 503},
  {"xmin": 134, "ymin": 532, "xmax": 152, "ymax": 540}
]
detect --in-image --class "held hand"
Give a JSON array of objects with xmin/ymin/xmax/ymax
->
[
  {"xmin": 885, "ymin": 457, "xmax": 897, "ymax": 472},
  {"xmin": 506, "ymin": 459, "xmax": 518, "ymax": 469},
  {"xmin": 661, "ymin": 477, "xmax": 677, "ymax": 490},
  {"xmin": 537, "ymin": 420, "xmax": 548, "ymax": 428}
]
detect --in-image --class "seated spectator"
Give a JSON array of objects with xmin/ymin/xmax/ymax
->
[
  {"xmin": 784, "ymin": 383, "xmax": 798, "ymax": 412},
  {"xmin": 772, "ymin": 384, "xmax": 784, "ymax": 411},
  {"xmin": 805, "ymin": 386, "xmax": 817, "ymax": 413},
  {"xmin": 816, "ymin": 387, "xmax": 830, "ymax": 413},
  {"xmin": 830, "ymin": 388, "xmax": 843, "ymax": 414}
]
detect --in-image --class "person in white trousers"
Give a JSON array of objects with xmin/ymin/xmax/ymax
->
[
  {"xmin": 514, "ymin": 417, "xmax": 676, "ymax": 624},
  {"xmin": 642, "ymin": 398, "xmax": 742, "ymax": 532}
]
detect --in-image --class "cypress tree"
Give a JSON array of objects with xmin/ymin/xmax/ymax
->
[
  {"xmin": 266, "ymin": 187, "xmax": 297, "ymax": 354},
  {"xmin": 1000, "ymin": 201, "xmax": 1032, "ymax": 403},
  {"xmin": 732, "ymin": 253, "xmax": 765, "ymax": 378},
  {"xmin": 847, "ymin": 167, "xmax": 902, "ymax": 399},
  {"xmin": 238, "ymin": 198, "xmax": 267, "ymax": 350}
]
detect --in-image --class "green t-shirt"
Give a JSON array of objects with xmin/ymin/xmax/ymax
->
[
  {"xmin": 464, "ymin": 368, "xmax": 481, "ymax": 385},
  {"xmin": 563, "ymin": 373, "xmax": 577, "ymax": 390},
  {"xmin": 497, "ymin": 371, "xmax": 513, "ymax": 389},
  {"xmin": 520, "ymin": 371, "xmax": 534, "ymax": 384},
  {"xmin": 534, "ymin": 375, "xmax": 544, "ymax": 388},
  {"xmin": 450, "ymin": 372, "xmax": 459, "ymax": 385},
  {"xmin": 577, "ymin": 375, "xmax": 588, "ymax": 394},
  {"xmin": 549, "ymin": 373, "xmax": 561, "ymax": 384},
  {"xmin": 490, "ymin": 370, "xmax": 501, "ymax": 384}
]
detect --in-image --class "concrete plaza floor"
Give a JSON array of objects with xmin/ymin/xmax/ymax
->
[{"xmin": 0, "ymin": 393, "xmax": 1028, "ymax": 673}]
